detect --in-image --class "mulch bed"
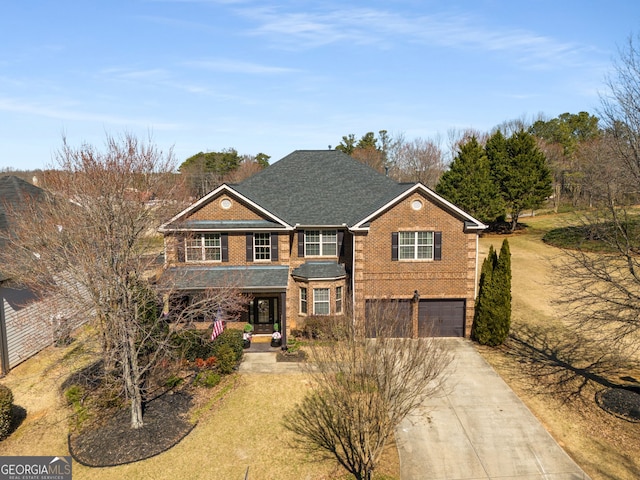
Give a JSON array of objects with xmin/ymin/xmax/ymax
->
[
  {"xmin": 69, "ymin": 391, "xmax": 195, "ymax": 467},
  {"xmin": 596, "ymin": 387, "xmax": 640, "ymax": 423}
]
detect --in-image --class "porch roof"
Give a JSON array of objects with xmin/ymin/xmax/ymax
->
[
  {"xmin": 164, "ymin": 265, "xmax": 289, "ymax": 291},
  {"xmin": 291, "ymin": 261, "xmax": 346, "ymax": 280}
]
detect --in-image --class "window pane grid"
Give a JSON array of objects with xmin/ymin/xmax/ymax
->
[
  {"xmin": 398, "ymin": 231, "xmax": 434, "ymax": 260},
  {"xmin": 185, "ymin": 234, "xmax": 221, "ymax": 262},
  {"xmin": 305, "ymin": 230, "xmax": 338, "ymax": 256},
  {"xmin": 300, "ymin": 288, "xmax": 308, "ymax": 314},
  {"xmin": 313, "ymin": 288, "xmax": 330, "ymax": 315},
  {"xmin": 254, "ymin": 233, "xmax": 271, "ymax": 261}
]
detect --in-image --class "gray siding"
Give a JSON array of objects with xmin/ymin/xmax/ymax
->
[{"xmin": 1, "ymin": 289, "xmax": 86, "ymax": 370}]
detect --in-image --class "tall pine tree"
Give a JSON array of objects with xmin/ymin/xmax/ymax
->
[
  {"xmin": 488, "ymin": 130, "xmax": 552, "ymax": 231},
  {"xmin": 436, "ymin": 137, "xmax": 504, "ymax": 223}
]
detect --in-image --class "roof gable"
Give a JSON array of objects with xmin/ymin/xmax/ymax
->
[
  {"xmin": 159, "ymin": 184, "xmax": 292, "ymax": 232},
  {"xmin": 351, "ymin": 183, "xmax": 487, "ymax": 231}
]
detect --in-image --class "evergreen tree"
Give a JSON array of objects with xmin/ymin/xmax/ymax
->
[
  {"xmin": 472, "ymin": 240, "xmax": 512, "ymax": 346},
  {"xmin": 436, "ymin": 137, "xmax": 504, "ymax": 224},
  {"xmin": 488, "ymin": 130, "xmax": 552, "ymax": 231},
  {"xmin": 471, "ymin": 245, "xmax": 496, "ymax": 344}
]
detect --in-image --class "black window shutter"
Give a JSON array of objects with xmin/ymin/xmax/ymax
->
[
  {"xmin": 221, "ymin": 233, "xmax": 229, "ymax": 262},
  {"xmin": 298, "ymin": 230, "xmax": 305, "ymax": 257},
  {"xmin": 270, "ymin": 232, "xmax": 279, "ymax": 261},
  {"xmin": 246, "ymin": 233, "xmax": 253, "ymax": 262},
  {"xmin": 337, "ymin": 230, "xmax": 344, "ymax": 257},
  {"xmin": 391, "ymin": 232, "xmax": 399, "ymax": 261},
  {"xmin": 434, "ymin": 231, "xmax": 442, "ymax": 260}
]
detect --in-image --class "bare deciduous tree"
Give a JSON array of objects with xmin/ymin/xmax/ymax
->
[
  {"xmin": 555, "ymin": 36, "xmax": 640, "ymax": 355},
  {"xmin": 0, "ymin": 133, "xmax": 245, "ymax": 429},
  {"xmin": 392, "ymin": 137, "xmax": 445, "ymax": 188},
  {"xmin": 284, "ymin": 301, "xmax": 451, "ymax": 480}
]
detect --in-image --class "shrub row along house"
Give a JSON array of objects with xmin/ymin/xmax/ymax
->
[{"xmin": 159, "ymin": 150, "xmax": 486, "ymax": 341}]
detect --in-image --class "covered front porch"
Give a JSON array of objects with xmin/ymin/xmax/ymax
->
[{"xmin": 164, "ymin": 265, "xmax": 289, "ymax": 343}]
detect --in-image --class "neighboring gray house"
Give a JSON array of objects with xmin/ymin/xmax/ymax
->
[{"xmin": 0, "ymin": 176, "xmax": 75, "ymax": 374}]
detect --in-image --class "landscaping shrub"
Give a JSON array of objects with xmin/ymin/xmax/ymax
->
[
  {"xmin": 194, "ymin": 371, "xmax": 221, "ymax": 388},
  {"xmin": 298, "ymin": 316, "xmax": 347, "ymax": 340},
  {"xmin": 211, "ymin": 329, "xmax": 244, "ymax": 362},
  {"xmin": 164, "ymin": 374, "xmax": 184, "ymax": 390},
  {"xmin": 172, "ymin": 327, "xmax": 244, "ymax": 364},
  {"xmin": 215, "ymin": 345, "xmax": 237, "ymax": 374},
  {"xmin": 171, "ymin": 329, "xmax": 214, "ymax": 361},
  {"xmin": 0, "ymin": 385, "xmax": 13, "ymax": 440},
  {"xmin": 64, "ymin": 385, "xmax": 90, "ymax": 430}
]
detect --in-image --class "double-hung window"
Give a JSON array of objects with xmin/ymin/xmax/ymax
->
[
  {"xmin": 253, "ymin": 233, "xmax": 271, "ymax": 261},
  {"xmin": 335, "ymin": 286, "xmax": 343, "ymax": 314},
  {"xmin": 313, "ymin": 288, "xmax": 330, "ymax": 315},
  {"xmin": 305, "ymin": 230, "xmax": 337, "ymax": 256},
  {"xmin": 185, "ymin": 233, "xmax": 221, "ymax": 262},
  {"xmin": 399, "ymin": 231, "xmax": 434, "ymax": 260},
  {"xmin": 300, "ymin": 287, "xmax": 308, "ymax": 314}
]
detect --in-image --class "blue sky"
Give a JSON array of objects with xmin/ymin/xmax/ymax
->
[{"xmin": 1, "ymin": 1, "xmax": 638, "ymax": 170}]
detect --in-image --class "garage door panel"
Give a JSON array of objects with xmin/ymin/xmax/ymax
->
[
  {"xmin": 419, "ymin": 300, "xmax": 465, "ymax": 337},
  {"xmin": 365, "ymin": 299, "xmax": 412, "ymax": 338}
]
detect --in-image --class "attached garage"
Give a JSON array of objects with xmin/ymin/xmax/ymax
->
[
  {"xmin": 418, "ymin": 299, "xmax": 465, "ymax": 337},
  {"xmin": 365, "ymin": 299, "xmax": 412, "ymax": 338}
]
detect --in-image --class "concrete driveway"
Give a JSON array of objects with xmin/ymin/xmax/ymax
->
[{"xmin": 395, "ymin": 338, "xmax": 591, "ymax": 480}]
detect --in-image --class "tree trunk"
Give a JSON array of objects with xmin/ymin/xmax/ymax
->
[
  {"xmin": 510, "ymin": 211, "xmax": 519, "ymax": 232},
  {"xmin": 121, "ymin": 322, "xmax": 145, "ymax": 429}
]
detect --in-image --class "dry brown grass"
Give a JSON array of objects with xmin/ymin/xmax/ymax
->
[
  {"xmin": 0, "ymin": 338, "xmax": 398, "ymax": 479},
  {"xmin": 478, "ymin": 212, "xmax": 640, "ymax": 480}
]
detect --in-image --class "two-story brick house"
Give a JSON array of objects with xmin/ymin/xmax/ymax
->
[{"xmin": 159, "ymin": 150, "xmax": 486, "ymax": 340}]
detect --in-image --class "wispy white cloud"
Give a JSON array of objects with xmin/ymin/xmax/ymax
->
[
  {"xmin": 183, "ymin": 58, "xmax": 298, "ymax": 74},
  {"xmin": 101, "ymin": 67, "xmax": 171, "ymax": 81},
  {"xmin": 240, "ymin": 6, "xmax": 599, "ymax": 69},
  {"xmin": 0, "ymin": 97, "xmax": 178, "ymax": 129}
]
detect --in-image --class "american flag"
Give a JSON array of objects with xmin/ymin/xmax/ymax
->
[{"xmin": 210, "ymin": 309, "xmax": 225, "ymax": 341}]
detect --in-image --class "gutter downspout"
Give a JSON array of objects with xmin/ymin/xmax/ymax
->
[
  {"xmin": 0, "ymin": 292, "xmax": 9, "ymax": 376},
  {"xmin": 352, "ymin": 230, "xmax": 356, "ymax": 322},
  {"xmin": 474, "ymin": 234, "xmax": 480, "ymax": 299}
]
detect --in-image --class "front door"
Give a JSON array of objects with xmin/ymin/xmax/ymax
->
[{"xmin": 253, "ymin": 297, "xmax": 277, "ymax": 334}]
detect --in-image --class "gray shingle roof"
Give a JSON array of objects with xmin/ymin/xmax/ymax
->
[
  {"xmin": 0, "ymin": 176, "xmax": 44, "ymax": 234},
  {"xmin": 164, "ymin": 265, "xmax": 289, "ymax": 291},
  {"xmin": 233, "ymin": 150, "xmax": 413, "ymax": 227},
  {"xmin": 291, "ymin": 261, "xmax": 346, "ymax": 280},
  {"xmin": 0, "ymin": 176, "xmax": 45, "ymax": 282}
]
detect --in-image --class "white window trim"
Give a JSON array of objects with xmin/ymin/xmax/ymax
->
[
  {"xmin": 300, "ymin": 287, "xmax": 308, "ymax": 315},
  {"xmin": 336, "ymin": 286, "xmax": 343, "ymax": 314},
  {"xmin": 313, "ymin": 288, "xmax": 330, "ymax": 315},
  {"xmin": 305, "ymin": 230, "xmax": 338, "ymax": 257},
  {"xmin": 399, "ymin": 231, "xmax": 434, "ymax": 260},
  {"xmin": 185, "ymin": 233, "xmax": 222, "ymax": 262},
  {"xmin": 253, "ymin": 232, "xmax": 271, "ymax": 262}
]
